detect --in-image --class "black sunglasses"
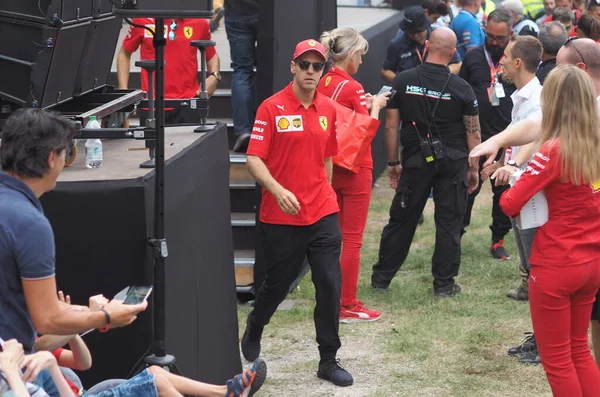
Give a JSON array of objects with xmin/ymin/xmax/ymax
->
[
  {"xmin": 485, "ymin": 32, "xmax": 510, "ymax": 42},
  {"xmin": 565, "ymin": 37, "xmax": 586, "ymax": 65},
  {"xmin": 295, "ymin": 60, "xmax": 325, "ymax": 72}
]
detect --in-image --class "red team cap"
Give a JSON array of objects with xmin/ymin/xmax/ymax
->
[{"xmin": 293, "ymin": 39, "xmax": 327, "ymax": 61}]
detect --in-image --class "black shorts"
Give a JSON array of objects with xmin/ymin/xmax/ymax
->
[{"xmin": 592, "ymin": 289, "xmax": 600, "ymax": 322}]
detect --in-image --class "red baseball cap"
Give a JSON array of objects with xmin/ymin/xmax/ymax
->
[{"xmin": 292, "ymin": 39, "xmax": 327, "ymax": 61}]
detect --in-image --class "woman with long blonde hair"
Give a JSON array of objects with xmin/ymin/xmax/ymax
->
[
  {"xmin": 317, "ymin": 27, "xmax": 389, "ymax": 322},
  {"xmin": 500, "ymin": 64, "xmax": 600, "ymax": 397}
]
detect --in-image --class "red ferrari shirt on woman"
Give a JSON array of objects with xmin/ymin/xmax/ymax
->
[
  {"xmin": 51, "ymin": 348, "xmax": 81, "ymax": 395},
  {"xmin": 500, "ymin": 141, "xmax": 600, "ymax": 266},
  {"xmin": 317, "ymin": 67, "xmax": 373, "ymax": 170},
  {"xmin": 122, "ymin": 18, "xmax": 216, "ymax": 99},
  {"xmin": 247, "ymin": 82, "xmax": 339, "ymax": 226}
]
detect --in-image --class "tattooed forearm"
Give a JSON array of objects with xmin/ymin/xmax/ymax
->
[
  {"xmin": 464, "ymin": 115, "xmax": 482, "ymax": 158},
  {"xmin": 463, "ymin": 115, "xmax": 481, "ymax": 135}
]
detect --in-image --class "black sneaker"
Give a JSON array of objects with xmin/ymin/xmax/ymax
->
[
  {"xmin": 233, "ymin": 133, "xmax": 251, "ymax": 153},
  {"xmin": 434, "ymin": 284, "xmax": 461, "ymax": 298},
  {"xmin": 241, "ymin": 313, "xmax": 264, "ymax": 362},
  {"xmin": 371, "ymin": 281, "xmax": 389, "ymax": 292},
  {"xmin": 490, "ymin": 240, "xmax": 510, "ymax": 260},
  {"xmin": 506, "ymin": 285, "xmax": 529, "ymax": 301},
  {"xmin": 317, "ymin": 359, "xmax": 354, "ymax": 387},
  {"xmin": 520, "ymin": 349, "xmax": 541, "ymax": 364},
  {"xmin": 508, "ymin": 333, "xmax": 536, "ymax": 357}
]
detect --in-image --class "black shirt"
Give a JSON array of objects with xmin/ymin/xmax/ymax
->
[
  {"xmin": 382, "ymin": 28, "xmax": 461, "ymax": 75},
  {"xmin": 224, "ymin": 0, "xmax": 257, "ymax": 16},
  {"xmin": 390, "ymin": 62, "xmax": 479, "ymax": 157},
  {"xmin": 536, "ymin": 58, "xmax": 556, "ymax": 85},
  {"xmin": 459, "ymin": 45, "xmax": 516, "ymax": 140}
]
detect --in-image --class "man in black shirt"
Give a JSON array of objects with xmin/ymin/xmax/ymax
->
[
  {"xmin": 224, "ymin": 0, "xmax": 258, "ymax": 152},
  {"xmin": 458, "ymin": 9, "xmax": 515, "ymax": 260},
  {"xmin": 371, "ymin": 27, "xmax": 481, "ymax": 297},
  {"xmin": 381, "ymin": 6, "xmax": 462, "ymax": 84},
  {"xmin": 536, "ymin": 21, "xmax": 567, "ymax": 84}
]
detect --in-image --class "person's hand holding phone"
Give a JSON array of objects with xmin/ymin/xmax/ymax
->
[
  {"xmin": 89, "ymin": 295, "xmax": 109, "ymax": 312},
  {"xmin": 371, "ymin": 91, "xmax": 391, "ymax": 111},
  {"xmin": 103, "ymin": 298, "xmax": 148, "ymax": 328}
]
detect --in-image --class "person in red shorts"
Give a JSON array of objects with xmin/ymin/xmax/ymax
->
[
  {"xmin": 317, "ymin": 27, "xmax": 389, "ymax": 323},
  {"xmin": 500, "ymin": 64, "xmax": 600, "ymax": 397},
  {"xmin": 117, "ymin": 18, "xmax": 221, "ymax": 124},
  {"xmin": 240, "ymin": 39, "xmax": 353, "ymax": 387}
]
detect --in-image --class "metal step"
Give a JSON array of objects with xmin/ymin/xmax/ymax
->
[{"xmin": 234, "ymin": 249, "xmax": 255, "ymax": 288}]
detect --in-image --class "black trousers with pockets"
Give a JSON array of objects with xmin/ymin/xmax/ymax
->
[
  {"xmin": 249, "ymin": 213, "xmax": 342, "ymax": 360},
  {"xmin": 372, "ymin": 152, "xmax": 468, "ymax": 290}
]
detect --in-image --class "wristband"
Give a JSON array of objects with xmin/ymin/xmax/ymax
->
[
  {"xmin": 99, "ymin": 309, "xmax": 111, "ymax": 333},
  {"xmin": 387, "ymin": 160, "xmax": 400, "ymax": 166}
]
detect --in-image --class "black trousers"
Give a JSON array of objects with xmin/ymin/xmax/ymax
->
[
  {"xmin": 461, "ymin": 155, "xmax": 512, "ymax": 242},
  {"xmin": 372, "ymin": 154, "xmax": 468, "ymax": 289},
  {"xmin": 249, "ymin": 213, "xmax": 342, "ymax": 360}
]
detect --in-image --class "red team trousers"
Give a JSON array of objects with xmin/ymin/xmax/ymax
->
[
  {"xmin": 332, "ymin": 165, "xmax": 372, "ymax": 308},
  {"xmin": 529, "ymin": 258, "xmax": 600, "ymax": 397}
]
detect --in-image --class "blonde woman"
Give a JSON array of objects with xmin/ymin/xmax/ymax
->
[
  {"xmin": 500, "ymin": 64, "xmax": 600, "ymax": 397},
  {"xmin": 318, "ymin": 27, "xmax": 389, "ymax": 323}
]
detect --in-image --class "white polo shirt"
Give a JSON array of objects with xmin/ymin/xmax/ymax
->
[{"xmin": 505, "ymin": 76, "xmax": 543, "ymax": 163}]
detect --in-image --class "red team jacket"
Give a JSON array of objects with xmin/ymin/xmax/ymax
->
[{"xmin": 500, "ymin": 141, "xmax": 600, "ymax": 266}]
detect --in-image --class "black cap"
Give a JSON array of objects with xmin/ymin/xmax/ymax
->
[{"xmin": 399, "ymin": 6, "xmax": 431, "ymax": 33}]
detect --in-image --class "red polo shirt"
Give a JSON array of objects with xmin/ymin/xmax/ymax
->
[
  {"xmin": 247, "ymin": 82, "xmax": 339, "ymax": 226},
  {"xmin": 318, "ymin": 67, "xmax": 373, "ymax": 169},
  {"xmin": 500, "ymin": 141, "xmax": 600, "ymax": 266},
  {"xmin": 122, "ymin": 18, "xmax": 216, "ymax": 99}
]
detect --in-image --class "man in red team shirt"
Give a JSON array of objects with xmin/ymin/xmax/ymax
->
[
  {"xmin": 117, "ymin": 18, "xmax": 221, "ymax": 124},
  {"xmin": 240, "ymin": 39, "xmax": 353, "ymax": 387}
]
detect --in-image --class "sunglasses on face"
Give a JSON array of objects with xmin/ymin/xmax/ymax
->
[
  {"xmin": 485, "ymin": 32, "xmax": 510, "ymax": 42},
  {"xmin": 295, "ymin": 60, "xmax": 325, "ymax": 72}
]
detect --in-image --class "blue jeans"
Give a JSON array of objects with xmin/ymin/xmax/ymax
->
[
  {"xmin": 85, "ymin": 370, "xmax": 157, "ymax": 397},
  {"xmin": 34, "ymin": 370, "xmax": 58, "ymax": 397},
  {"xmin": 224, "ymin": 12, "xmax": 258, "ymax": 137}
]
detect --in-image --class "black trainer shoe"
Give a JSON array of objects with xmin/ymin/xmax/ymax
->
[
  {"xmin": 317, "ymin": 359, "xmax": 354, "ymax": 387},
  {"xmin": 508, "ymin": 333, "xmax": 536, "ymax": 357},
  {"xmin": 241, "ymin": 314, "xmax": 264, "ymax": 362},
  {"xmin": 371, "ymin": 281, "xmax": 389, "ymax": 292},
  {"xmin": 520, "ymin": 349, "xmax": 541, "ymax": 364},
  {"xmin": 434, "ymin": 284, "xmax": 461, "ymax": 298},
  {"xmin": 233, "ymin": 133, "xmax": 251, "ymax": 153},
  {"xmin": 490, "ymin": 240, "xmax": 510, "ymax": 260},
  {"xmin": 507, "ymin": 285, "xmax": 529, "ymax": 301}
]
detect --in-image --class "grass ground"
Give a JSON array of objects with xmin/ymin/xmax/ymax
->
[{"xmin": 237, "ymin": 175, "xmax": 554, "ymax": 396}]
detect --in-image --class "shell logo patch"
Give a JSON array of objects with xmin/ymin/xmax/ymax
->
[
  {"xmin": 325, "ymin": 76, "xmax": 332, "ymax": 87},
  {"xmin": 319, "ymin": 116, "xmax": 328, "ymax": 131},
  {"xmin": 277, "ymin": 117, "xmax": 290, "ymax": 131},
  {"xmin": 184, "ymin": 26, "xmax": 193, "ymax": 39}
]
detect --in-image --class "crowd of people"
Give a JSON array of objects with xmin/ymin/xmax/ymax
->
[{"xmin": 2, "ymin": 0, "xmax": 600, "ymax": 396}]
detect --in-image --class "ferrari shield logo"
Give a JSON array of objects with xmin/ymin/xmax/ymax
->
[
  {"xmin": 319, "ymin": 116, "xmax": 328, "ymax": 131},
  {"xmin": 325, "ymin": 76, "xmax": 332, "ymax": 87},
  {"xmin": 184, "ymin": 26, "xmax": 193, "ymax": 39}
]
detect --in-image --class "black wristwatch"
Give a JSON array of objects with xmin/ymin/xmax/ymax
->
[
  {"xmin": 507, "ymin": 159, "xmax": 519, "ymax": 168},
  {"xmin": 387, "ymin": 160, "xmax": 401, "ymax": 166},
  {"xmin": 208, "ymin": 72, "xmax": 222, "ymax": 81}
]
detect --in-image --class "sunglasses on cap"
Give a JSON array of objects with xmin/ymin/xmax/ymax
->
[
  {"xmin": 295, "ymin": 60, "xmax": 326, "ymax": 72},
  {"xmin": 565, "ymin": 37, "xmax": 587, "ymax": 65}
]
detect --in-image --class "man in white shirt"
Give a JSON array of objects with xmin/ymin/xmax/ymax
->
[{"xmin": 470, "ymin": 37, "xmax": 600, "ymax": 368}]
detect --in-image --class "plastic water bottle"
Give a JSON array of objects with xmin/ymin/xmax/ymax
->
[{"xmin": 85, "ymin": 116, "xmax": 103, "ymax": 169}]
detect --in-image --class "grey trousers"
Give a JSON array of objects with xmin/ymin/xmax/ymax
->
[{"xmin": 510, "ymin": 217, "xmax": 538, "ymax": 283}]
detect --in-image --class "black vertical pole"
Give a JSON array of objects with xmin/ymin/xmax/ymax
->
[{"xmin": 153, "ymin": 17, "xmax": 166, "ymax": 359}]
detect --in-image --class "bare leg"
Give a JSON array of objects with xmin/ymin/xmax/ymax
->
[
  {"xmin": 592, "ymin": 321, "xmax": 600, "ymax": 369},
  {"xmin": 148, "ymin": 366, "xmax": 225, "ymax": 397},
  {"xmin": 153, "ymin": 372, "xmax": 185, "ymax": 397}
]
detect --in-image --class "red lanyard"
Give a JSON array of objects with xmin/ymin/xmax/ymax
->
[
  {"xmin": 416, "ymin": 47, "xmax": 427, "ymax": 64},
  {"xmin": 484, "ymin": 49, "xmax": 502, "ymax": 85}
]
